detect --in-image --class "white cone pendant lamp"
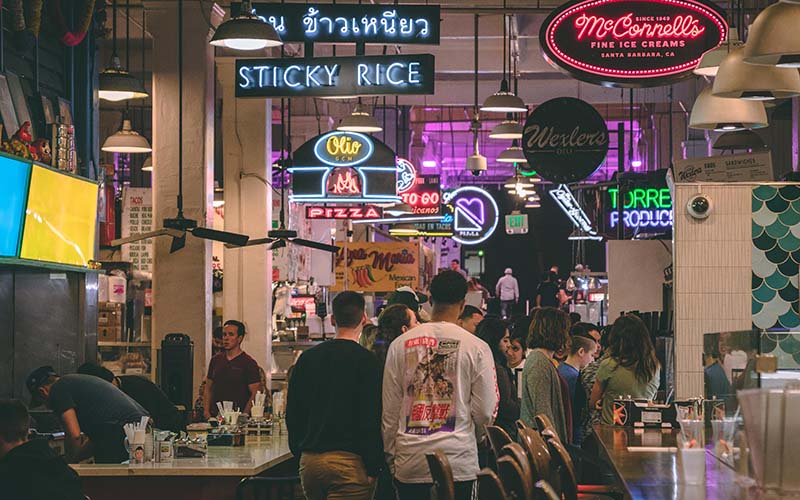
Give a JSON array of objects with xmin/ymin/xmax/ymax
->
[
  {"xmin": 497, "ymin": 140, "xmax": 527, "ymax": 163},
  {"xmin": 694, "ymin": 29, "xmax": 743, "ymax": 77},
  {"xmin": 102, "ymin": 119, "xmax": 152, "ymax": 153},
  {"xmin": 743, "ymin": 1, "xmax": 800, "ymax": 68},
  {"xmin": 210, "ymin": 0, "xmax": 283, "ymax": 50},
  {"xmin": 337, "ymin": 104, "xmax": 382, "ymax": 133},
  {"xmin": 689, "ymin": 87, "xmax": 768, "ymax": 132},
  {"xmin": 490, "ymin": 114, "xmax": 523, "ymax": 140},
  {"xmin": 713, "ymin": 47, "xmax": 800, "ymax": 100}
]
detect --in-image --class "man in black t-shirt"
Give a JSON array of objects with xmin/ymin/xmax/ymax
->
[
  {"xmin": 287, "ymin": 291, "xmax": 383, "ymax": 500},
  {"xmin": 536, "ymin": 271, "xmax": 560, "ymax": 308},
  {"xmin": 26, "ymin": 366, "xmax": 148, "ymax": 463}
]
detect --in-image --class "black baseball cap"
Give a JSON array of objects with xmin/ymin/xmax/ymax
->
[
  {"xmin": 26, "ymin": 366, "xmax": 57, "ymax": 394},
  {"xmin": 387, "ymin": 286, "xmax": 429, "ymax": 311}
]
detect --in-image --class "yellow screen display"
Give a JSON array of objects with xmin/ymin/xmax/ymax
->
[{"xmin": 20, "ymin": 165, "xmax": 98, "ymax": 267}]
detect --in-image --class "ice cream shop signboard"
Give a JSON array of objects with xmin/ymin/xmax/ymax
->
[{"xmin": 540, "ymin": 0, "xmax": 727, "ymax": 87}]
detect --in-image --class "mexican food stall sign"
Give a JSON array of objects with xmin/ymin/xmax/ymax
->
[{"xmin": 332, "ymin": 242, "xmax": 419, "ymax": 292}]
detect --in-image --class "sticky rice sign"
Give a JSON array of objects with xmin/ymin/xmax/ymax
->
[{"xmin": 332, "ymin": 242, "xmax": 419, "ymax": 292}]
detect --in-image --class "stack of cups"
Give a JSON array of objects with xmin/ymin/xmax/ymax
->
[{"xmin": 677, "ymin": 417, "xmax": 706, "ymax": 485}]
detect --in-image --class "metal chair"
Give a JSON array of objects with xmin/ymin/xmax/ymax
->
[
  {"xmin": 236, "ymin": 476, "xmax": 301, "ymax": 500},
  {"xmin": 426, "ymin": 450, "xmax": 455, "ymax": 500},
  {"xmin": 477, "ymin": 468, "xmax": 510, "ymax": 500}
]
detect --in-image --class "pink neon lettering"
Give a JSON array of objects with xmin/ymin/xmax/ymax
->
[{"xmin": 575, "ymin": 13, "xmax": 705, "ymax": 41}]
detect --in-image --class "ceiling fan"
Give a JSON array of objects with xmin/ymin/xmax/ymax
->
[
  {"xmin": 111, "ymin": 0, "xmax": 249, "ymax": 253},
  {"xmin": 226, "ymin": 99, "xmax": 339, "ymax": 254}
]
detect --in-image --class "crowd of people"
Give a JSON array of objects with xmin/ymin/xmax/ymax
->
[{"xmin": 286, "ymin": 269, "xmax": 662, "ymax": 500}]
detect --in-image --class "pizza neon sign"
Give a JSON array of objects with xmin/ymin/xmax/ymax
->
[
  {"xmin": 541, "ymin": 0, "xmax": 727, "ymax": 87},
  {"xmin": 305, "ymin": 206, "xmax": 383, "ymax": 220}
]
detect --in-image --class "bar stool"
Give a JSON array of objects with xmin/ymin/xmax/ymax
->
[
  {"xmin": 533, "ymin": 414, "xmax": 560, "ymax": 443},
  {"xmin": 477, "ymin": 468, "xmax": 510, "ymax": 500},
  {"xmin": 545, "ymin": 439, "xmax": 615, "ymax": 500},
  {"xmin": 485, "ymin": 424, "xmax": 514, "ymax": 458},
  {"xmin": 534, "ymin": 480, "xmax": 560, "ymax": 500},
  {"xmin": 235, "ymin": 476, "xmax": 301, "ymax": 500},
  {"xmin": 426, "ymin": 450, "xmax": 455, "ymax": 500},
  {"xmin": 496, "ymin": 455, "xmax": 534, "ymax": 500},
  {"xmin": 516, "ymin": 422, "xmax": 553, "ymax": 483}
]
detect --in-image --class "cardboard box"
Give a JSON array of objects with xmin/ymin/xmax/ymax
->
[{"xmin": 98, "ymin": 326, "xmax": 120, "ymax": 342}]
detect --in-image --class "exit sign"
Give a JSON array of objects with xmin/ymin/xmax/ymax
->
[{"xmin": 505, "ymin": 214, "xmax": 528, "ymax": 235}]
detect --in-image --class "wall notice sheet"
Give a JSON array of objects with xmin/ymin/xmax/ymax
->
[{"xmin": 121, "ymin": 187, "xmax": 153, "ymax": 272}]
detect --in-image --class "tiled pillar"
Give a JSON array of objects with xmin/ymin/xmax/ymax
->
[
  {"xmin": 216, "ymin": 58, "xmax": 273, "ymax": 385},
  {"xmin": 146, "ymin": 1, "xmax": 223, "ymax": 394},
  {"xmin": 673, "ymin": 184, "xmax": 753, "ymax": 398}
]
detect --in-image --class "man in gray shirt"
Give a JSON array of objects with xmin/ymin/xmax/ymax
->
[{"xmin": 27, "ymin": 366, "xmax": 148, "ymax": 463}]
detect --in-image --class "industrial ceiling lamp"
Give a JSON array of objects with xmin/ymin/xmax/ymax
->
[
  {"xmin": 689, "ymin": 87, "xmax": 768, "ymax": 131},
  {"xmin": 742, "ymin": 2, "xmax": 800, "ymax": 68},
  {"xmin": 694, "ymin": 29, "xmax": 743, "ymax": 77},
  {"xmin": 142, "ymin": 155, "xmax": 153, "ymax": 171},
  {"xmin": 99, "ymin": 0, "xmax": 148, "ymax": 101},
  {"xmin": 713, "ymin": 47, "xmax": 800, "ymax": 100},
  {"xmin": 712, "ymin": 130, "xmax": 768, "ymax": 151},
  {"xmin": 467, "ymin": 14, "xmax": 487, "ymax": 176},
  {"xmin": 490, "ymin": 114, "xmax": 523, "ymax": 139},
  {"xmin": 337, "ymin": 100, "xmax": 382, "ymax": 133},
  {"xmin": 102, "ymin": 118, "xmax": 152, "ymax": 153},
  {"xmin": 497, "ymin": 140, "xmax": 527, "ymax": 163},
  {"xmin": 481, "ymin": 13, "xmax": 527, "ymax": 113},
  {"xmin": 210, "ymin": 0, "xmax": 283, "ymax": 50}
]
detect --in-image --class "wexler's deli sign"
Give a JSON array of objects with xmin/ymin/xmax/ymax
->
[
  {"xmin": 540, "ymin": 0, "xmax": 727, "ymax": 87},
  {"xmin": 237, "ymin": 3, "xmax": 441, "ymax": 44},
  {"xmin": 522, "ymin": 97, "xmax": 609, "ymax": 184},
  {"xmin": 236, "ymin": 54, "xmax": 435, "ymax": 98},
  {"xmin": 290, "ymin": 131, "xmax": 399, "ymax": 204}
]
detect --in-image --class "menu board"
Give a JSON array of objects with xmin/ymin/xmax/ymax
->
[
  {"xmin": 20, "ymin": 165, "xmax": 98, "ymax": 267},
  {"xmin": 0, "ymin": 155, "xmax": 31, "ymax": 256},
  {"xmin": 673, "ymin": 151, "xmax": 773, "ymax": 183},
  {"xmin": 121, "ymin": 188, "xmax": 153, "ymax": 272}
]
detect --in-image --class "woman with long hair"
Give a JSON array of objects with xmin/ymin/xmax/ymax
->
[
  {"xmin": 475, "ymin": 317, "xmax": 520, "ymax": 438},
  {"xmin": 590, "ymin": 314, "xmax": 660, "ymax": 425},
  {"xmin": 521, "ymin": 307, "xmax": 571, "ymax": 443}
]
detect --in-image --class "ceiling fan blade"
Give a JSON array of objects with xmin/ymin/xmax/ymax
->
[
  {"xmin": 170, "ymin": 233, "xmax": 187, "ymax": 253},
  {"xmin": 290, "ymin": 238, "xmax": 340, "ymax": 253},
  {"xmin": 269, "ymin": 239, "xmax": 287, "ymax": 251},
  {"xmin": 190, "ymin": 227, "xmax": 250, "ymax": 246},
  {"xmin": 225, "ymin": 237, "xmax": 279, "ymax": 249},
  {"xmin": 110, "ymin": 228, "xmax": 184, "ymax": 246}
]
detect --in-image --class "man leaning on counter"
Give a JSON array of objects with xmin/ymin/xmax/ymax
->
[{"xmin": 203, "ymin": 320, "xmax": 263, "ymax": 419}]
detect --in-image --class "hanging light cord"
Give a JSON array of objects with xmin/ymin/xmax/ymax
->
[
  {"xmin": 125, "ymin": 0, "xmax": 131, "ymax": 119},
  {"xmin": 177, "ymin": 0, "xmax": 184, "ymax": 215},
  {"xmin": 112, "ymin": 0, "xmax": 118, "ymax": 58}
]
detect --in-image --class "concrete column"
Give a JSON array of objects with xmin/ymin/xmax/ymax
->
[
  {"xmin": 146, "ymin": 1, "xmax": 223, "ymax": 395},
  {"xmin": 216, "ymin": 57, "xmax": 273, "ymax": 385}
]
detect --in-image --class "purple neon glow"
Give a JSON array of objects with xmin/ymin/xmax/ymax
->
[
  {"xmin": 455, "ymin": 198, "xmax": 485, "ymax": 225},
  {"xmin": 631, "ymin": 160, "xmax": 643, "ymax": 168},
  {"xmin": 422, "ymin": 160, "xmax": 438, "ymax": 168}
]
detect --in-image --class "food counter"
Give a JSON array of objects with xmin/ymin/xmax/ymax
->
[{"xmin": 71, "ymin": 432, "xmax": 294, "ymax": 500}]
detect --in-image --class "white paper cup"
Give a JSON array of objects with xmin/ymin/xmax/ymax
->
[{"xmin": 678, "ymin": 435, "xmax": 706, "ymax": 485}]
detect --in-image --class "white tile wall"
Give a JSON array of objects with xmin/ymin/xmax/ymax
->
[{"xmin": 673, "ymin": 183, "xmax": 753, "ymax": 399}]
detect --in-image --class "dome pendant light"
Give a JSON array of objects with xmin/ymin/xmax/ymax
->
[
  {"xmin": 713, "ymin": 47, "xmax": 800, "ymax": 100},
  {"xmin": 712, "ymin": 130, "xmax": 768, "ymax": 151},
  {"xmin": 743, "ymin": 2, "xmax": 800, "ymax": 68},
  {"xmin": 694, "ymin": 29, "xmax": 743, "ymax": 77},
  {"xmin": 490, "ymin": 113, "xmax": 523, "ymax": 139},
  {"xmin": 497, "ymin": 139, "xmax": 527, "ymax": 163},
  {"xmin": 210, "ymin": 0, "xmax": 283, "ymax": 50},
  {"xmin": 481, "ymin": 13, "xmax": 527, "ymax": 114},
  {"xmin": 689, "ymin": 87, "xmax": 768, "ymax": 132},
  {"xmin": 99, "ymin": 0, "xmax": 148, "ymax": 101},
  {"xmin": 337, "ymin": 101, "xmax": 382, "ymax": 133},
  {"xmin": 142, "ymin": 155, "xmax": 153, "ymax": 171},
  {"xmin": 102, "ymin": 118, "xmax": 152, "ymax": 153}
]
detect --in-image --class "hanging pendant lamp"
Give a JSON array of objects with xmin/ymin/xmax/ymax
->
[
  {"xmin": 103, "ymin": 118, "xmax": 152, "ymax": 153},
  {"xmin": 142, "ymin": 155, "xmax": 153, "ymax": 171},
  {"xmin": 99, "ymin": 0, "xmax": 148, "ymax": 101},
  {"xmin": 497, "ymin": 140, "xmax": 527, "ymax": 163},
  {"xmin": 712, "ymin": 130, "xmax": 768, "ymax": 151},
  {"xmin": 743, "ymin": 2, "xmax": 800, "ymax": 67},
  {"xmin": 490, "ymin": 113, "xmax": 523, "ymax": 139},
  {"xmin": 714, "ymin": 47, "xmax": 800, "ymax": 100},
  {"xmin": 481, "ymin": 13, "xmax": 527, "ymax": 113},
  {"xmin": 689, "ymin": 87, "xmax": 768, "ymax": 131},
  {"xmin": 337, "ymin": 102, "xmax": 382, "ymax": 133},
  {"xmin": 210, "ymin": 0, "xmax": 283, "ymax": 50},
  {"xmin": 694, "ymin": 29, "xmax": 743, "ymax": 77}
]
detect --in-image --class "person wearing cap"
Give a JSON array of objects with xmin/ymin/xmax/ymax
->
[
  {"xmin": 26, "ymin": 366, "xmax": 148, "ymax": 463},
  {"xmin": 496, "ymin": 268, "xmax": 520, "ymax": 319},
  {"xmin": 387, "ymin": 286, "xmax": 429, "ymax": 321}
]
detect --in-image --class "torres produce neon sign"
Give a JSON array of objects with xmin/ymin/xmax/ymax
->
[
  {"xmin": 541, "ymin": 0, "xmax": 727, "ymax": 87},
  {"xmin": 608, "ymin": 187, "xmax": 673, "ymax": 230}
]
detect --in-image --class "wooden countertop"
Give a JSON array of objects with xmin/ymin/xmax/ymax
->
[
  {"xmin": 593, "ymin": 425, "xmax": 761, "ymax": 500},
  {"xmin": 71, "ymin": 432, "xmax": 292, "ymax": 477}
]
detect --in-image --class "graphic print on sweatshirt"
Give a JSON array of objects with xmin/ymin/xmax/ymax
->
[{"xmin": 403, "ymin": 336, "xmax": 459, "ymax": 435}]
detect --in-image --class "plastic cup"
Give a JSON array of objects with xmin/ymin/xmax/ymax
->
[{"xmin": 678, "ymin": 435, "xmax": 706, "ymax": 485}]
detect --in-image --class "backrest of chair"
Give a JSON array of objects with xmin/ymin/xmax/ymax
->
[
  {"xmin": 534, "ymin": 414, "xmax": 560, "ymax": 443},
  {"xmin": 496, "ymin": 456, "xmax": 533, "ymax": 500},
  {"xmin": 477, "ymin": 468, "xmax": 510, "ymax": 500},
  {"xmin": 517, "ymin": 426, "xmax": 552, "ymax": 483},
  {"xmin": 426, "ymin": 450, "xmax": 455, "ymax": 500},
  {"xmin": 500, "ymin": 442, "xmax": 535, "ymax": 492},
  {"xmin": 485, "ymin": 425, "xmax": 514, "ymax": 458},
  {"xmin": 534, "ymin": 480, "xmax": 561, "ymax": 500},
  {"xmin": 236, "ymin": 476, "xmax": 301, "ymax": 500},
  {"xmin": 546, "ymin": 438, "xmax": 579, "ymax": 500}
]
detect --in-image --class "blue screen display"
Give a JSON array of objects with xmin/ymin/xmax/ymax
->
[{"xmin": 0, "ymin": 155, "xmax": 31, "ymax": 256}]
